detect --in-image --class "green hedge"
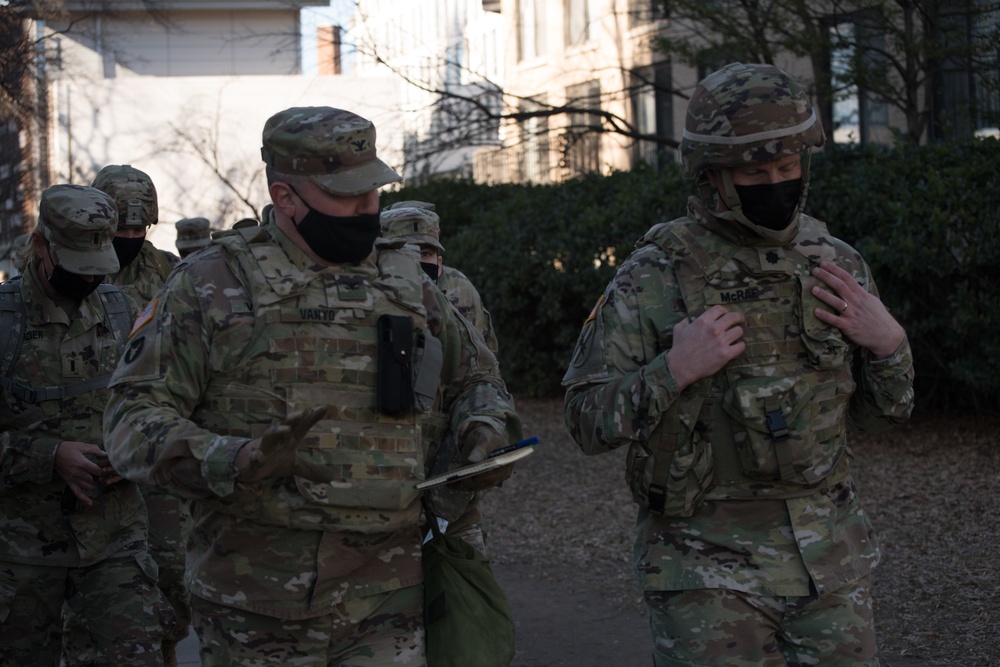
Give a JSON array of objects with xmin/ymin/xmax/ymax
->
[{"xmin": 384, "ymin": 140, "xmax": 1000, "ymax": 411}]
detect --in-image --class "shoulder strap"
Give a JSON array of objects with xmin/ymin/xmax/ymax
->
[
  {"xmin": 0, "ymin": 281, "xmax": 130, "ymax": 404},
  {"xmin": 0, "ymin": 279, "xmax": 25, "ymax": 382}
]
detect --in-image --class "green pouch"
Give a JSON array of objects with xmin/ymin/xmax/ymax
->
[{"xmin": 422, "ymin": 533, "xmax": 515, "ymax": 667}]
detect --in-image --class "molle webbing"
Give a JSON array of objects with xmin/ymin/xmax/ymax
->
[{"xmin": 0, "ymin": 281, "xmax": 131, "ymax": 404}]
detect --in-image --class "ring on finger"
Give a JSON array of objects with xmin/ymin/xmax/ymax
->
[{"xmin": 840, "ymin": 301, "xmax": 848, "ymax": 313}]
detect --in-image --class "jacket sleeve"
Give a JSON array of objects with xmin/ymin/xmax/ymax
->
[
  {"xmin": 104, "ymin": 253, "xmax": 251, "ymax": 499},
  {"xmin": 847, "ymin": 272, "xmax": 915, "ymax": 434},
  {"xmin": 562, "ymin": 249, "xmax": 686, "ymax": 455}
]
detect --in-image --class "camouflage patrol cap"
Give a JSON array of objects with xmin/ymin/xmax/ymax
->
[
  {"xmin": 386, "ymin": 200, "xmax": 435, "ymax": 212},
  {"xmin": 175, "ymin": 217, "xmax": 211, "ymax": 251},
  {"xmin": 261, "ymin": 106, "xmax": 401, "ymax": 197},
  {"xmin": 91, "ymin": 164, "xmax": 159, "ymax": 229},
  {"xmin": 379, "ymin": 205, "xmax": 444, "ymax": 253},
  {"xmin": 38, "ymin": 184, "xmax": 120, "ymax": 275},
  {"xmin": 680, "ymin": 62, "xmax": 825, "ymax": 178}
]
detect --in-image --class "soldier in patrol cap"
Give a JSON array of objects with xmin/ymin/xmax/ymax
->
[
  {"xmin": 105, "ymin": 106, "xmax": 522, "ymax": 666},
  {"xmin": 563, "ymin": 63, "xmax": 914, "ymax": 666},
  {"xmin": 0, "ymin": 184, "xmax": 169, "ymax": 665},
  {"xmin": 381, "ymin": 201, "xmax": 499, "ymax": 354},
  {"xmin": 87, "ymin": 163, "xmax": 189, "ymax": 667},
  {"xmin": 174, "ymin": 217, "xmax": 211, "ymax": 258},
  {"xmin": 380, "ymin": 202, "xmax": 501, "ymax": 557}
]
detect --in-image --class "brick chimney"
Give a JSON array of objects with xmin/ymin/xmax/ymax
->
[{"xmin": 317, "ymin": 25, "xmax": 341, "ymax": 76}]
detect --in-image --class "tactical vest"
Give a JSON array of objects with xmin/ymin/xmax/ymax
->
[
  {"xmin": 628, "ymin": 215, "xmax": 857, "ymax": 517},
  {"xmin": 194, "ymin": 228, "xmax": 440, "ymax": 534},
  {"xmin": 0, "ymin": 279, "xmax": 133, "ymax": 402}
]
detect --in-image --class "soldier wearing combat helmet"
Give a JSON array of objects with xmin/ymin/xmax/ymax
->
[
  {"xmin": 104, "ymin": 106, "xmax": 522, "ymax": 665},
  {"xmin": 563, "ymin": 63, "xmax": 914, "ymax": 666},
  {"xmin": 91, "ymin": 164, "xmax": 180, "ymax": 305},
  {"xmin": 83, "ymin": 164, "xmax": 188, "ymax": 667}
]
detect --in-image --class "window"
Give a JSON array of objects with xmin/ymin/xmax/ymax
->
[
  {"xmin": 934, "ymin": 0, "xmax": 1000, "ymax": 138},
  {"xmin": 629, "ymin": 0, "xmax": 668, "ymax": 28},
  {"xmin": 518, "ymin": 0, "xmax": 546, "ymax": 61},
  {"xmin": 519, "ymin": 99, "xmax": 552, "ymax": 183},
  {"xmin": 565, "ymin": 0, "xmax": 591, "ymax": 47},
  {"xmin": 630, "ymin": 63, "xmax": 674, "ymax": 168},
  {"xmin": 829, "ymin": 18, "xmax": 888, "ymax": 145},
  {"xmin": 563, "ymin": 80, "xmax": 601, "ymax": 176}
]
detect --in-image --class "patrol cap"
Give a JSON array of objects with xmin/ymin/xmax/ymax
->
[
  {"xmin": 38, "ymin": 184, "xmax": 120, "ymax": 275},
  {"xmin": 261, "ymin": 106, "xmax": 401, "ymax": 197},
  {"xmin": 379, "ymin": 205, "xmax": 444, "ymax": 253},
  {"xmin": 91, "ymin": 164, "xmax": 158, "ymax": 229},
  {"xmin": 175, "ymin": 217, "xmax": 211, "ymax": 251}
]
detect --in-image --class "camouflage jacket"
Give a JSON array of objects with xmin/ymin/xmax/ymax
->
[
  {"xmin": 0, "ymin": 266, "xmax": 145, "ymax": 567},
  {"xmin": 108, "ymin": 240, "xmax": 178, "ymax": 307},
  {"xmin": 104, "ymin": 217, "xmax": 520, "ymax": 619},
  {"xmin": 438, "ymin": 265, "xmax": 499, "ymax": 354},
  {"xmin": 562, "ymin": 199, "xmax": 914, "ymax": 597}
]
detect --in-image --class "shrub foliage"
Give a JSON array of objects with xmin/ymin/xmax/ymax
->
[{"xmin": 384, "ymin": 140, "xmax": 1000, "ymax": 411}]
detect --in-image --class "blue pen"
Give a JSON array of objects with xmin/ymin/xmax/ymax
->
[{"xmin": 488, "ymin": 436, "xmax": 540, "ymax": 458}]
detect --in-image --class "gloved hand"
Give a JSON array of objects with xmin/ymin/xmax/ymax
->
[
  {"xmin": 453, "ymin": 424, "xmax": 513, "ymax": 491},
  {"xmin": 236, "ymin": 406, "xmax": 335, "ymax": 483}
]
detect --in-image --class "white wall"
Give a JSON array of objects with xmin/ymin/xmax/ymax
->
[{"xmin": 49, "ymin": 67, "xmax": 403, "ymax": 253}]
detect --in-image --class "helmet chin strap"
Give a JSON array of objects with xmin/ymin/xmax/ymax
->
[{"xmin": 710, "ymin": 150, "xmax": 815, "ymax": 246}]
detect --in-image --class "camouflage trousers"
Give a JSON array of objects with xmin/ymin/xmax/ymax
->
[
  {"xmin": 645, "ymin": 576, "xmax": 878, "ymax": 666},
  {"xmin": 64, "ymin": 490, "xmax": 192, "ymax": 666},
  {"xmin": 190, "ymin": 583, "xmax": 425, "ymax": 666},
  {"xmin": 0, "ymin": 552, "xmax": 170, "ymax": 666}
]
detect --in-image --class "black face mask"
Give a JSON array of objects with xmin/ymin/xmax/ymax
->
[
  {"xmin": 734, "ymin": 178, "xmax": 803, "ymax": 231},
  {"xmin": 48, "ymin": 265, "xmax": 103, "ymax": 301},
  {"xmin": 420, "ymin": 262, "xmax": 439, "ymax": 282},
  {"xmin": 112, "ymin": 235, "xmax": 145, "ymax": 268},
  {"xmin": 288, "ymin": 184, "xmax": 379, "ymax": 264}
]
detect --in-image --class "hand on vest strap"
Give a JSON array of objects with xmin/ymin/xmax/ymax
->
[
  {"xmin": 453, "ymin": 425, "xmax": 512, "ymax": 491},
  {"xmin": 238, "ymin": 405, "xmax": 335, "ymax": 483}
]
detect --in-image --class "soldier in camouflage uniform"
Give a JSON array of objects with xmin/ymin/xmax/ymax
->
[
  {"xmin": 562, "ymin": 63, "xmax": 915, "ymax": 666},
  {"xmin": 382, "ymin": 201, "xmax": 499, "ymax": 354},
  {"xmin": 88, "ymin": 164, "xmax": 190, "ymax": 667},
  {"xmin": 104, "ymin": 106, "xmax": 522, "ymax": 666},
  {"xmin": 174, "ymin": 217, "xmax": 211, "ymax": 259},
  {"xmin": 380, "ymin": 202, "xmax": 501, "ymax": 554},
  {"xmin": 0, "ymin": 184, "xmax": 168, "ymax": 665}
]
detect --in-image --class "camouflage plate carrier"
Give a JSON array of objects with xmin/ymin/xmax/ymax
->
[
  {"xmin": 625, "ymin": 211, "xmax": 860, "ymax": 518},
  {"xmin": 192, "ymin": 224, "xmax": 443, "ymax": 534}
]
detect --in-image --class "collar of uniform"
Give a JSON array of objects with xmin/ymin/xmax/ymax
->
[{"xmin": 22, "ymin": 260, "xmax": 107, "ymax": 330}]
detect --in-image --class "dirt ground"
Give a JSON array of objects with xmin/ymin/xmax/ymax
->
[{"xmin": 480, "ymin": 398, "xmax": 999, "ymax": 667}]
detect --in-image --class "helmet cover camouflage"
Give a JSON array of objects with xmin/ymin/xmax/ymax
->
[
  {"xmin": 91, "ymin": 164, "xmax": 159, "ymax": 229},
  {"xmin": 680, "ymin": 62, "xmax": 825, "ymax": 178},
  {"xmin": 261, "ymin": 106, "xmax": 401, "ymax": 197},
  {"xmin": 38, "ymin": 184, "xmax": 120, "ymax": 275},
  {"xmin": 380, "ymin": 205, "xmax": 444, "ymax": 252},
  {"xmin": 175, "ymin": 217, "xmax": 211, "ymax": 251}
]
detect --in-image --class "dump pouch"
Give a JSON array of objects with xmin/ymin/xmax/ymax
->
[{"xmin": 377, "ymin": 314, "xmax": 414, "ymax": 415}]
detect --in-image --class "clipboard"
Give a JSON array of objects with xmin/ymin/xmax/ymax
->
[{"xmin": 415, "ymin": 446, "xmax": 535, "ymax": 490}]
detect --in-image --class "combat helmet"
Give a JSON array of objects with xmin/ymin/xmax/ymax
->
[
  {"xmin": 680, "ymin": 62, "xmax": 825, "ymax": 243},
  {"xmin": 91, "ymin": 164, "xmax": 159, "ymax": 230}
]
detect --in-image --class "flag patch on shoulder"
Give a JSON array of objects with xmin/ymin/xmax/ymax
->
[
  {"xmin": 584, "ymin": 293, "xmax": 605, "ymax": 324},
  {"xmin": 130, "ymin": 297, "xmax": 157, "ymax": 337}
]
